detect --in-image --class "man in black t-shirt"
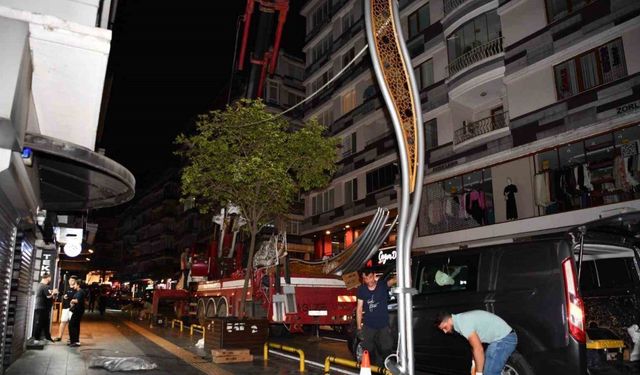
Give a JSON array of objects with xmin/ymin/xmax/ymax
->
[
  {"xmin": 68, "ymin": 276, "xmax": 86, "ymax": 347},
  {"xmin": 356, "ymin": 268, "xmax": 396, "ymax": 367},
  {"xmin": 31, "ymin": 273, "xmax": 58, "ymax": 342}
]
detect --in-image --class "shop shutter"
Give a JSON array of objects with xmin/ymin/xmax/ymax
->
[
  {"xmin": 4, "ymin": 233, "xmax": 34, "ymax": 367},
  {"xmin": 0, "ymin": 201, "xmax": 17, "ymax": 374}
]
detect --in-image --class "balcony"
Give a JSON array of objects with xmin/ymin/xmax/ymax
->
[
  {"xmin": 444, "ymin": 0, "xmax": 469, "ymax": 16},
  {"xmin": 447, "ymin": 37, "xmax": 504, "ymax": 77},
  {"xmin": 454, "ymin": 111, "xmax": 509, "ymax": 145}
]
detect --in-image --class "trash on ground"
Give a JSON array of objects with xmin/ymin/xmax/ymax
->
[
  {"xmin": 89, "ymin": 356, "xmax": 158, "ymax": 371},
  {"xmin": 195, "ymin": 338, "xmax": 204, "ymax": 348}
]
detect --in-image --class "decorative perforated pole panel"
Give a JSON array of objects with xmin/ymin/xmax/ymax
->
[{"xmin": 364, "ymin": 1, "xmax": 425, "ymax": 374}]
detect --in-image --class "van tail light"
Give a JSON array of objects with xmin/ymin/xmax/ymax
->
[{"xmin": 562, "ymin": 257, "xmax": 586, "ymax": 343}]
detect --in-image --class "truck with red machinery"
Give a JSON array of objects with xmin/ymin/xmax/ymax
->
[{"xmin": 151, "ymin": 207, "xmax": 395, "ymax": 334}]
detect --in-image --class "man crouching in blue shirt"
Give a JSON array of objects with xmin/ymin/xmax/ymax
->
[
  {"xmin": 356, "ymin": 268, "xmax": 395, "ymax": 367},
  {"xmin": 435, "ymin": 310, "xmax": 517, "ymax": 375}
]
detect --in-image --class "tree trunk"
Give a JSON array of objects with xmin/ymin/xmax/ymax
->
[{"xmin": 238, "ymin": 226, "xmax": 257, "ymax": 318}]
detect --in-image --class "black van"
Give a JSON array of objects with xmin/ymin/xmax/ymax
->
[{"xmin": 348, "ymin": 213, "xmax": 640, "ymax": 374}]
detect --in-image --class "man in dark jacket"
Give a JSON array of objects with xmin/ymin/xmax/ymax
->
[
  {"xmin": 31, "ymin": 273, "xmax": 58, "ymax": 343},
  {"xmin": 68, "ymin": 276, "xmax": 86, "ymax": 347}
]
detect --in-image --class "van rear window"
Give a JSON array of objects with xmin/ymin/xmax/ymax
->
[
  {"xmin": 580, "ymin": 257, "xmax": 638, "ymax": 292},
  {"xmin": 417, "ymin": 254, "xmax": 478, "ymax": 295},
  {"xmin": 595, "ymin": 258, "xmax": 636, "ymax": 288}
]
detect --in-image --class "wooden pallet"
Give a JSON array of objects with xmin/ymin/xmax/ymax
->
[{"xmin": 211, "ymin": 349, "xmax": 254, "ymax": 364}]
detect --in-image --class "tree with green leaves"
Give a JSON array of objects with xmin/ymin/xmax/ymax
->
[{"xmin": 175, "ymin": 99, "xmax": 339, "ymax": 317}]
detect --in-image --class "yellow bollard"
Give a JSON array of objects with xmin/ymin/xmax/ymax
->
[
  {"xmin": 323, "ymin": 355, "xmax": 392, "ymax": 375},
  {"xmin": 189, "ymin": 324, "xmax": 205, "ymax": 340},
  {"xmin": 171, "ymin": 319, "xmax": 183, "ymax": 332},
  {"xmin": 263, "ymin": 342, "xmax": 305, "ymax": 372}
]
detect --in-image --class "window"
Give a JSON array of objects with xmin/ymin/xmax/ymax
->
[
  {"xmin": 342, "ymin": 12, "xmax": 353, "ymax": 33},
  {"xmin": 366, "ymin": 164, "xmax": 397, "ymax": 193},
  {"xmin": 342, "ymin": 132, "xmax": 357, "ymax": 157},
  {"xmin": 317, "ymin": 110, "xmax": 333, "ymax": 127},
  {"xmin": 322, "ymin": 189, "xmax": 335, "ymax": 212},
  {"xmin": 342, "ymin": 89, "xmax": 356, "ymax": 114},
  {"xmin": 342, "ymin": 47, "xmax": 355, "ymax": 69},
  {"xmin": 311, "ymin": 69, "xmax": 332, "ymax": 93},
  {"xmin": 417, "ymin": 254, "xmax": 478, "ymax": 294},
  {"xmin": 414, "ymin": 59, "xmax": 434, "ymax": 90},
  {"xmin": 266, "ymin": 80, "xmax": 279, "ymax": 104},
  {"xmin": 447, "ymin": 11, "xmax": 501, "ymax": 62},
  {"xmin": 287, "ymin": 220, "xmax": 301, "ymax": 235},
  {"xmin": 554, "ymin": 38, "xmax": 627, "ymax": 100},
  {"xmin": 311, "ymin": 189, "xmax": 335, "ymax": 215},
  {"xmin": 425, "ymin": 118, "xmax": 438, "ymax": 149},
  {"xmin": 580, "ymin": 257, "xmax": 639, "ymax": 293},
  {"xmin": 312, "ymin": 1, "xmax": 330, "ymax": 29},
  {"xmin": 545, "ymin": 0, "xmax": 593, "ymax": 23},
  {"xmin": 312, "ymin": 195, "xmax": 321, "ymax": 215},
  {"xmin": 312, "ymin": 35, "xmax": 332, "ymax": 63},
  {"xmin": 345, "ymin": 178, "xmax": 358, "ymax": 204},
  {"xmin": 408, "ymin": 3, "xmax": 430, "ymax": 38},
  {"xmin": 287, "ymin": 93, "xmax": 303, "ymax": 107}
]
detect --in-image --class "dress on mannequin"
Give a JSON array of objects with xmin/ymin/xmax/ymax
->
[{"xmin": 504, "ymin": 178, "xmax": 518, "ymax": 220}]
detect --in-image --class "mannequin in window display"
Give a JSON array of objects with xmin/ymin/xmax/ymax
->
[{"xmin": 504, "ymin": 178, "xmax": 518, "ymax": 220}]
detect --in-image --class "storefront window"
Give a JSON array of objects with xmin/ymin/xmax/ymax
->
[
  {"xmin": 422, "ymin": 171, "xmax": 495, "ymax": 235},
  {"xmin": 420, "ymin": 125, "xmax": 640, "ymax": 236}
]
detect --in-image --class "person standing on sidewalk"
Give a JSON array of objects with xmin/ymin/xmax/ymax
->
[
  {"xmin": 53, "ymin": 280, "xmax": 76, "ymax": 342},
  {"xmin": 68, "ymin": 276, "xmax": 86, "ymax": 347},
  {"xmin": 31, "ymin": 273, "xmax": 58, "ymax": 343},
  {"xmin": 435, "ymin": 310, "xmax": 517, "ymax": 375},
  {"xmin": 356, "ymin": 268, "xmax": 396, "ymax": 367}
]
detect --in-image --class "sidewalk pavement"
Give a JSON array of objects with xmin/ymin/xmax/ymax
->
[{"xmin": 4, "ymin": 311, "xmax": 339, "ymax": 375}]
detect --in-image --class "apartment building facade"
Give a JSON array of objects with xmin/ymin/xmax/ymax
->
[{"xmin": 300, "ymin": 0, "xmax": 640, "ymax": 254}]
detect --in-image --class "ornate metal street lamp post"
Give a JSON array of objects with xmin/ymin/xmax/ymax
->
[{"xmin": 364, "ymin": 1, "xmax": 425, "ymax": 374}]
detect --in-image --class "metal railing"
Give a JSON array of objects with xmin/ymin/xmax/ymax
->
[
  {"xmin": 264, "ymin": 342, "xmax": 305, "ymax": 372},
  {"xmin": 444, "ymin": 0, "xmax": 469, "ymax": 15},
  {"xmin": 454, "ymin": 111, "xmax": 509, "ymax": 145},
  {"xmin": 323, "ymin": 355, "xmax": 392, "ymax": 375},
  {"xmin": 447, "ymin": 37, "xmax": 504, "ymax": 77}
]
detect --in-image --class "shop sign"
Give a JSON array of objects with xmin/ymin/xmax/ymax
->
[
  {"xmin": 617, "ymin": 100, "xmax": 640, "ymax": 116},
  {"xmin": 375, "ymin": 248, "xmax": 397, "ymax": 266},
  {"xmin": 39, "ymin": 250, "xmax": 56, "ymax": 277}
]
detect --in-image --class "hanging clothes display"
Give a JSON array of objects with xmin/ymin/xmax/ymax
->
[
  {"xmin": 468, "ymin": 188, "xmax": 486, "ymax": 224},
  {"xmin": 534, "ymin": 172, "xmax": 550, "ymax": 208},
  {"xmin": 503, "ymin": 183, "xmax": 518, "ymax": 220}
]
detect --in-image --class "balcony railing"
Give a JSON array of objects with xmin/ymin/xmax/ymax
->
[
  {"xmin": 454, "ymin": 111, "xmax": 509, "ymax": 145},
  {"xmin": 444, "ymin": 0, "xmax": 469, "ymax": 15},
  {"xmin": 447, "ymin": 37, "xmax": 504, "ymax": 77}
]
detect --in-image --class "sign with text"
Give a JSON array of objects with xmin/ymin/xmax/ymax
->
[
  {"xmin": 372, "ymin": 247, "xmax": 397, "ymax": 267},
  {"xmin": 39, "ymin": 250, "xmax": 56, "ymax": 277}
]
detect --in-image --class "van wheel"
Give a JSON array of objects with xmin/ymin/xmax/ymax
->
[{"xmin": 503, "ymin": 352, "xmax": 535, "ymax": 375}]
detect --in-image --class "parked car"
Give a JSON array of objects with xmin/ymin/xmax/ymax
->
[{"xmin": 348, "ymin": 212, "xmax": 640, "ymax": 375}]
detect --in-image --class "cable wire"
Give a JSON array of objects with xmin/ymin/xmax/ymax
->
[{"xmin": 240, "ymin": 44, "xmax": 370, "ymax": 127}]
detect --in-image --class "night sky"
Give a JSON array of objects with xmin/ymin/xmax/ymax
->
[{"xmin": 99, "ymin": 1, "xmax": 305, "ymax": 190}]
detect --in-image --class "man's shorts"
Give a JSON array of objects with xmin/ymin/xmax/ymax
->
[{"xmin": 61, "ymin": 308, "xmax": 72, "ymax": 322}]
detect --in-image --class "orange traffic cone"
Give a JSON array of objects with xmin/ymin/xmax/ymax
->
[{"xmin": 360, "ymin": 350, "xmax": 372, "ymax": 375}]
